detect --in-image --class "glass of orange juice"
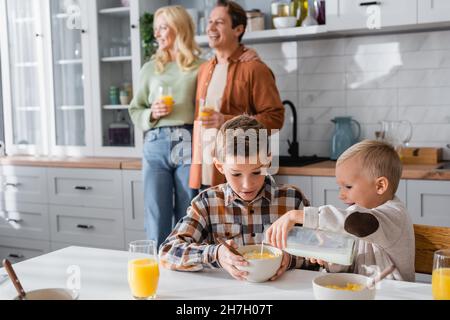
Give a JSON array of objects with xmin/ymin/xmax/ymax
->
[
  {"xmin": 158, "ymin": 85, "xmax": 174, "ymax": 113},
  {"xmin": 199, "ymin": 98, "xmax": 220, "ymax": 121},
  {"xmin": 128, "ymin": 240, "xmax": 160, "ymax": 300},
  {"xmin": 432, "ymin": 249, "xmax": 450, "ymax": 300}
]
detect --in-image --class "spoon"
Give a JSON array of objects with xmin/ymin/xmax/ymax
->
[
  {"xmin": 2, "ymin": 259, "xmax": 27, "ymax": 300},
  {"xmin": 367, "ymin": 265, "xmax": 396, "ymax": 289},
  {"xmin": 217, "ymin": 239, "xmax": 245, "ymax": 258}
]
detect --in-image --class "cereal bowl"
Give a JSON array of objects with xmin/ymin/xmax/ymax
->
[
  {"xmin": 273, "ymin": 16, "xmax": 297, "ymax": 29},
  {"xmin": 14, "ymin": 288, "xmax": 79, "ymax": 300},
  {"xmin": 312, "ymin": 273, "xmax": 376, "ymax": 300},
  {"xmin": 236, "ymin": 245, "xmax": 283, "ymax": 283}
]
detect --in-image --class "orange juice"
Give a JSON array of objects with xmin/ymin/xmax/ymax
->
[
  {"xmin": 161, "ymin": 95, "xmax": 174, "ymax": 112},
  {"xmin": 432, "ymin": 268, "xmax": 450, "ymax": 300},
  {"xmin": 199, "ymin": 108, "xmax": 214, "ymax": 118},
  {"xmin": 128, "ymin": 258, "xmax": 159, "ymax": 299}
]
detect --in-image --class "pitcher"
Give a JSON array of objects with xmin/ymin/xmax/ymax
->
[
  {"xmin": 379, "ymin": 120, "xmax": 413, "ymax": 151},
  {"xmin": 330, "ymin": 117, "xmax": 361, "ymax": 160}
]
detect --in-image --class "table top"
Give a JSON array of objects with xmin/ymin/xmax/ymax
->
[{"xmin": 0, "ymin": 246, "xmax": 432, "ymax": 300}]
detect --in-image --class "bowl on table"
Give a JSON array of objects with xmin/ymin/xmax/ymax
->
[
  {"xmin": 312, "ymin": 273, "xmax": 376, "ymax": 300},
  {"xmin": 236, "ymin": 245, "xmax": 283, "ymax": 283},
  {"xmin": 14, "ymin": 288, "xmax": 79, "ymax": 300},
  {"xmin": 273, "ymin": 16, "xmax": 297, "ymax": 29}
]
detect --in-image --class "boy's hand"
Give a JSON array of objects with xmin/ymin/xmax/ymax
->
[
  {"xmin": 217, "ymin": 240, "xmax": 249, "ymax": 281},
  {"xmin": 270, "ymin": 252, "xmax": 290, "ymax": 281},
  {"xmin": 266, "ymin": 210, "xmax": 304, "ymax": 249}
]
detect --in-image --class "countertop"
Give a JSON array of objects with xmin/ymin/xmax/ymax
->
[
  {"xmin": 1, "ymin": 156, "xmax": 450, "ymax": 180},
  {"xmin": 0, "ymin": 246, "xmax": 432, "ymax": 300}
]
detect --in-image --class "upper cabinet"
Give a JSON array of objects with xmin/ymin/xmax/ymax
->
[
  {"xmin": 326, "ymin": 0, "xmax": 418, "ymax": 31},
  {"xmin": 0, "ymin": 0, "xmax": 48, "ymax": 155},
  {"xmin": 418, "ymin": 0, "xmax": 450, "ymax": 23},
  {"xmin": 0, "ymin": 0, "xmax": 168, "ymax": 157}
]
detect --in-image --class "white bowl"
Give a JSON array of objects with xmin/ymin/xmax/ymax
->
[
  {"xmin": 14, "ymin": 288, "xmax": 79, "ymax": 300},
  {"xmin": 312, "ymin": 273, "xmax": 376, "ymax": 300},
  {"xmin": 273, "ymin": 16, "xmax": 297, "ymax": 29},
  {"xmin": 236, "ymin": 245, "xmax": 283, "ymax": 283}
]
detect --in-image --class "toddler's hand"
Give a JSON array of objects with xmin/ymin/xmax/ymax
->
[{"xmin": 217, "ymin": 240, "xmax": 249, "ymax": 281}]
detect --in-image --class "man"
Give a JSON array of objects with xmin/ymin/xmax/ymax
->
[{"xmin": 189, "ymin": 0, "xmax": 285, "ymax": 190}]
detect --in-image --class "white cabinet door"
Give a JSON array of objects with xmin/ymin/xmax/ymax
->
[
  {"xmin": 326, "ymin": 0, "xmax": 418, "ymax": 31},
  {"xmin": 0, "ymin": 0, "xmax": 49, "ymax": 155},
  {"xmin": 49, "ymin": 205, "xmax": 124, "ymax": 249},
  {"xmin": 312, "ymin": 176, "xmax": 343, "ymax": 207},
  {"xmin": 418, "ymin": 0, "xmax": 450, "ymax": 23},
  {"xmin": 47, "ymin": 168, "xmax": 123, "ymax": 208},
  {"xmin": 0, "ymin": 166, "xmax": 48, "ymax": 204},
  {"xmin": 0, "ymin": 202, "xmax": 49, "ymax": 240},
  {"xmin": 407, "ymin": 180, "xmax": 450, "ymax": 227},
  {"xmin": 274, "ymin": 175, "xmax": 313, "ymax": 205},
  {"xmin": 46, "ymin": 0, "xmax": 94, "ymax": 156},
  {"xmin": 122, "ymin": 170, "xmax": 144, "ymax": 231}
]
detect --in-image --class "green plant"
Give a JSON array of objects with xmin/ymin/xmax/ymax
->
[{"xmin": 140, "ymin": 12, "xmax": 157, "ymax": 62}]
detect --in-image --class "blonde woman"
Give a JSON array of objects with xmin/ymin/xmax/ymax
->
[{"xmin": 129, "ymin": 5, "xmax": 257, "ymax": 246}]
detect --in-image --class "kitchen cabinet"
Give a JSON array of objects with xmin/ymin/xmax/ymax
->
[
  {"xmin": 407, "ymin": 180, "xmax": 450, "ymax": 227},
  {"xmin": 0, "ymin": 236, "xmax": 50, "ymax": 264},
  {"xmin": 47, "ymin": 168, "xmax": 123, "ymax": 209},
  {"xmin": 274, "ymin": 175, "xmax": 313, "ymax": 204},
  {"xmin": 326, "ymin": 0, "xmax": 418, "ymax": 31},
  {"xmin": 418, "ymin": 0, "xmax": 450, "ymax": 23},
  {"xmin": 0, "ymin": 0, "xmax": 168, "ymax": 157}
]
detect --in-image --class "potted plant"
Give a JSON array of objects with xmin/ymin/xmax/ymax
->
[{"xmin": 140, "ymin": 13, "xmax": 158, "ymax": 62}]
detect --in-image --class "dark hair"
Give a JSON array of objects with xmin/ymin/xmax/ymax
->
[{"xmin": 216, "ymin": 0, "xmax": 247, "ymax": 42}]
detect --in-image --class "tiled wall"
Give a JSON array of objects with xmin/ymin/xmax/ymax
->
[{"xmin": 252, "ymin": 30, "xmax": 450, "ymax": 160}]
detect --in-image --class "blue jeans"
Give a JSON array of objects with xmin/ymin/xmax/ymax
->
[{"xmin": 142, "ymin": 125, "xmax": 197, "ymax": 247}]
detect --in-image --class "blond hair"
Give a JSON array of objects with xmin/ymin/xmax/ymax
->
[
  {"xmin": 337, "ymin": 140, "xmax": 402, "ymax": 193},
  {"xmin": 214, "ymin": 115, "xmax": 269, "ymax": 164},
  {"xmin": 153, "ymin": 6, "xmax": 201, "ymax": 74}
]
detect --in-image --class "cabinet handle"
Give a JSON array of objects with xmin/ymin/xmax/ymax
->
[
  {"xmin": 8, "ymin": 254, "xmax": 25, "ymax": 259},
  {"xmin": 35, "ymin": 33, "xmax": 42, "ymax": 38},
  {"xmin": 81, "ymin": 29, "xmax": 87, "ymax": 34},
  {"xmin": 74, "ymin": 186, "xmax": 92, "ymax": 191},
  {"xmin": 6, "ymin": 218, "xmax": 22, "ymax": 224},
  {"xmin": 131, "ymin": 24, "xmax": 137, "ymax": 29},
  {"xmin": 359, "ymin": 1, "xmax": 381, "ymax": 6},
  {"xmin": 77, "ymin": 224, "xmax": 94, "ymax": 230},
  {"xmin": 3, "ymin": 183, "xmax": 21, "ymax": 188}
]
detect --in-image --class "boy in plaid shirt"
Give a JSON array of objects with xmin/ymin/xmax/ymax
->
[{"xmin": 159, "ymin": 115, "xmax": 317, "ymax": 281}]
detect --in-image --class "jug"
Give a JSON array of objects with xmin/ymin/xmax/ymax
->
[
  {"xmin": 330, "ymin": 117, "xmax": 361, "ymax": 160},
  {"xmin": 378, "ymin": 120, "xmax": 413, "ymax": 151}
]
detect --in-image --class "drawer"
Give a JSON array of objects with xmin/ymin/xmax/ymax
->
[
  {"xmin": 122, "ymin": 170, "xmax": 144, "ymax": 230},
  {"xmin": 50, "ymin": 241, "xmax": 124, "ymax": 252},
  {"xmin": 327, "ymin": 0, "xmax": 418, "ymax": 31},
  {"xmin": 0, "ymin": 166, "xmax": 48, "ymax": 204},
  {"xmin": 0, "ymin": 236, "xmax": 50, "ymax": 263},
  {"xmin": 48, "ymin": 168, "xmax": 123, "ymax": 209},
  {"xmin": 50, "ymin": 205, "xmax": 124, "ymax": 249},
  {"xmin": 0, "ymin": 202, "xmax": 49, "ymax": 240}
]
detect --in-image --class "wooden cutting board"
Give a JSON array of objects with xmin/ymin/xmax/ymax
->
[{"xmin": 400, "ymin": 147, "xmax": 443, "ymax": 164}]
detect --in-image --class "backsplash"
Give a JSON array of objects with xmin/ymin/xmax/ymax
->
[{"xmin": 252, "ymin": 29, "xmax": 450, "ymax": 160}]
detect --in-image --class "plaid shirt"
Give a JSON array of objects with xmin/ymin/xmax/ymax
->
[{"xmin": 159, "ymin": 176, "xmax": 319, "ymax": 272}]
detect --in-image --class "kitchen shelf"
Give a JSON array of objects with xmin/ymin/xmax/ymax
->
[
  {"xmin": 103, "ymin": 105, "xmax": 129, "ymax": 110},
  {"xmin": 14, "ymin": 17, "xmax": 35, "ymax": 24},
  {"xmin": 101, "ymin": 56, "xmax": 132, "ymax": 63},
  {"xmin": 15, "ymin": 62, "xmax": 38, "ymax": 68},
  {"xmin": 99, "ymin": 7, "xmax": 130, "ymax": 18},
  {"xmin": 59, "ymin": 105, "xmax": 85, "ymax": 111},
  {"xmin": 16, "ymin": 106, "xmax": 40, "ymax": 112},
  {"xmin": 57, "ymin": 59, "xmax": 83, "ymax": 65},
  {"xmin": 195, "ymin": 25, "xmax": 328, "ymax": 46}
]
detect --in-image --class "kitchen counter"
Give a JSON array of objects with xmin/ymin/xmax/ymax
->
[
  {"xmin": 0, "ymin": 156, "xmax": 136, "ymax": 170},
  {"xmin": 0, "ymin": 246, "xmax": 432, "ymax": 300},
  {"xmin": 1, "ymin": 156, "xmax": 450, "ymax": 180}
]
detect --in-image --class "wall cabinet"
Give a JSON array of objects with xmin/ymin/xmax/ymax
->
[
  {"xmin": 326, "ymin": 0, "xmax": 418, "ymax": 31},
  {"xmin": 418, "ymin": 0, "xmax": 450, "ymax": 23},
  {"xmin": 0, "ymin": 0, "xmax": 168, "ymax": 158}
]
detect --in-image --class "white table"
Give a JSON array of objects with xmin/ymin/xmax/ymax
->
[{"xmin": 0, "ymin": 246, "xmax": 432, "ymax": 300}]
